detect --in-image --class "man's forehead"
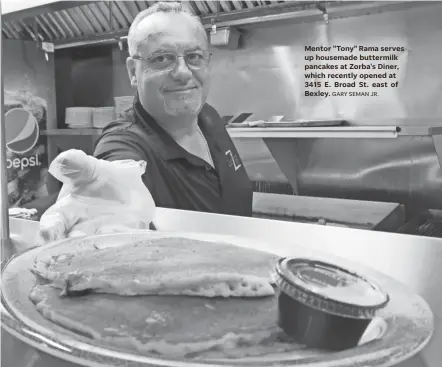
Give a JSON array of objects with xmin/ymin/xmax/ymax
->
[{"xmin": 134, "ymin": 12, "xmax": 207, "ymax": 50}]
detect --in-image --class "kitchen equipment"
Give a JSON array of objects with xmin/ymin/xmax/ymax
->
[
  {"xmin": 262, "ymin": 119, "xmax": 346, "ymax": 127},
  {"xmin": 221, "ymin": 115, "xmax": 234, "ymax": 125},
  {"xmin": 398, "ymin": 209, "xmax": 442, "ymax": 238},
  {"xmin": 92, "ymin": 107, "xmax": 116, "ymax": 129},
  {"xmin": 228, "ymin": 112, "xmax": 254, "ymax": 125},
  {"xmin": 227, "ymin": 119, "xmax": 346, "ymax": 128},
  {"xmin": 65, "ymin": 107, "xmax": 93, "ymax": 128},
  {"xmin": 252, "ymin": 193, "xmax": 405, "ymax": 232},
  {"xmin": 8, "ymin": 208, "xmax": 37, "ymax": 220}
]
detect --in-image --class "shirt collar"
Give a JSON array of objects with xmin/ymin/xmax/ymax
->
[
  {"xmin": 133, "ymin": 93, "xmax": 220, "ymax": 160},
  {"xmin": 133, "ymin": 94, "xmax": 186, "ymax": 160}
]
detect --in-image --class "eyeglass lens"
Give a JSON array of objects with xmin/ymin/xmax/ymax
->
[{"xmin": 148, "ymin": 51, "xmax": 210, "ymax": 71}]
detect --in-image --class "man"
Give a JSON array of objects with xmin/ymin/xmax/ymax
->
[
  {"xmin": 34, "ymin": 2, "xmax": 253, "ymax": 240},
  {"xmin": 93, "ymin": 1, "xmax": 252, "ymax": 217}
]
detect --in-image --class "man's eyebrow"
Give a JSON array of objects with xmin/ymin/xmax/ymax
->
[
  {"xmin": 150, "ymin": 48, "xmax": 175, "ymax": 54},
  {"xmin": 142, "ymin": 42, "xmax": 176, "ymax": 55},
  {"xmin": 148, "ymin": 45, "xmax": 205, "ymax": 55},
  {"xmin": 186, "ymin": 46, "xmax": 204, "ymax": 51}
]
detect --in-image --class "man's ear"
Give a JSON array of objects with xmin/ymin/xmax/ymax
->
[{"xmin": 126, "ymin": 57, "xmax": 138, "ymax": 88}]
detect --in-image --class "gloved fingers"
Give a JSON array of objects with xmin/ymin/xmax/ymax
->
[
  {"xmin": 49, "ymin": 150, "xmax": 97, "ymax": 184},
  {"xmin": 38, "ymin": 200, "xmax": 84, "ymax": 244},
  {"xmin": 39, "ymin": 211, "xmax": 70, "ymax": 244}
]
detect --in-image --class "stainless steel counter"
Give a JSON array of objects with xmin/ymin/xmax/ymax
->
[{"xmin": 2, "ymin": 211, "xmax": 442, "ymax": 367}]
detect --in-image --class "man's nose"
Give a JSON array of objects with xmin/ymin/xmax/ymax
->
[{"xmin": 170, "ymin": 56, "xmax": 193, "ymax": 81}]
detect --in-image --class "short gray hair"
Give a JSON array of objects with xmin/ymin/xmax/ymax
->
[{"xmin": 127, "ymin": 1, "xmax": 207, "ymax": 56}]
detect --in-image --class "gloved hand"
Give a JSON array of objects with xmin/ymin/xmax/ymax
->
[{"xmin": 39, "ymin": 150, "xmax": 156, "ymax": 244}]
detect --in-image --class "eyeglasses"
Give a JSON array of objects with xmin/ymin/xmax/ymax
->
[{"xmin": 132, "ymin": 50, "xmax": 212, "ymax": 71}]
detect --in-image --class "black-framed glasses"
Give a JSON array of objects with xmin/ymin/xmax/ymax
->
[{"xmin": 132, "ymin": 50, "xmax": 212, "ymax": 71}]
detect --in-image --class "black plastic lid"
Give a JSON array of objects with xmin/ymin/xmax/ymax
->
[{"xmin": 273, "ymin": 258, "xmax": 390, "ymax": 319}]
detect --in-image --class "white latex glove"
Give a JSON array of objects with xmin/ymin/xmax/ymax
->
[{"xmin": 39, "ymin": 150, "xmax": 156, "ymax": 243}]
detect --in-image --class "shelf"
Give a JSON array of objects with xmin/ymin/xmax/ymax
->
[
  {"xmin": 227, "ymin": 125, "xmax": 442, "ymax": 139},
  {"xmin": 228, "ymin": 126, "xmax": 400, "ymax": 139},
  {"xmin": 41, "ymin": 129, "xmax": 103, "ymax": 136}
]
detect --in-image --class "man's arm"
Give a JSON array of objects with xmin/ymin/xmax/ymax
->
[
  {"xmin": 93, "ymin": 130, "xmax": 146, "ymax": 162},
  {"xmin": 23, "ymin": 130, "xmax": 149, "ymax": 217},
  {"xmin": 94, "ymin": 129, "xmax": 154, "ymax": 194}
]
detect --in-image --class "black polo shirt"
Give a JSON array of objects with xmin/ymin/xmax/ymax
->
[{"xmin": 93, "ymin": 97, "xmax": 253, "ymax": 217}]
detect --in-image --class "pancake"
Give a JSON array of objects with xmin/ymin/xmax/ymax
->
[
  {"xmin": 29, "ymin": 284, "xmax": 310, "ymax": 359},
  {"xmin": 27, "ymin": 236, "xmax": 311, "ymax": 358},
  {"xmin": 31, "ymin": 237, "xmax": 278, "ymax": 298}
]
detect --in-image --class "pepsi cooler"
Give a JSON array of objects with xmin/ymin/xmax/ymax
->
[{"xmin": 4, "ymin": 97, "xmax": 48, "ymax": 208}]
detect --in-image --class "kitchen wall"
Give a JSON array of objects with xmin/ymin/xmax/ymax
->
[
  {"xmin": 112, "ymin": 3, "xmax": 442, "ymax": 122},
  {"xmin": 210, "ymin": 3, "xmax": 442, "ymax": 122},
  {"xmin": 3, "ymin": 39, "xmax": 56, "ymax": 206},
  {"xmin": 110, "ymin": 4, "xmax": 442, "ymax": 214}
]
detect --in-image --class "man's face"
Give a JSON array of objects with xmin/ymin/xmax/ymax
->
[{"xmin": 127, "ymin": 13, "xmax": 211, "ymax": 121}]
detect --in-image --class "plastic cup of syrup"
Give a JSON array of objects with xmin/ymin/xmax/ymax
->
[{"xmin": 273, "ymin": 258, "xmax": 390, "ymax": 351}]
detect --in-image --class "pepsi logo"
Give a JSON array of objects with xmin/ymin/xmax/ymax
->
[{"xmin": 5, "ymin": 108, "xmax": 40, "ymax": 154}]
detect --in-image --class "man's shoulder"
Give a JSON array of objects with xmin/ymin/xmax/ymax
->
[
  {"xmin": 94, "ymin": 109, "xmax": 156, "ymax": 160},
  {"xmin": 99, "ymin": 110, "xmax": 156, "ymax": 147},
  {"xmin": 101, "ymin": 110, "xmax": 141, "ymax": 136}
]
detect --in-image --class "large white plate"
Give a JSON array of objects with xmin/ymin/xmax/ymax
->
[{"xmin": 1, "ymin": 230, "xmax": 434, "ymax": 367}]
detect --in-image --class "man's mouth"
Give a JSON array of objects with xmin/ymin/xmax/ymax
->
[{"xmin": 165, "ymin": 87, "xmax": 197, "ymax": 92}]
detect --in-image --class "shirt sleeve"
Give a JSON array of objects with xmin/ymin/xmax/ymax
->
[{"xmin": 93, "ymin": 131, "xmax": 145, "ymax": 162}]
